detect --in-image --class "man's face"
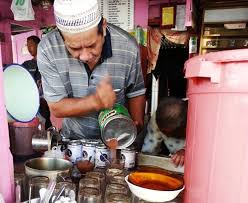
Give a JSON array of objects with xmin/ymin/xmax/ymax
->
[
  {"xmin": 27, "ymin": 39, "xmax": 38, "ymax": 57},
  {"xmin": 62, "ymin": 24, "xmax": 106, "ymax": 67}
]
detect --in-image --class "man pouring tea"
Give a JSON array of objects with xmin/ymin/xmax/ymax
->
[{"xmin": 37, "ymin": 0, "xmax": 146, "ymax": 140}]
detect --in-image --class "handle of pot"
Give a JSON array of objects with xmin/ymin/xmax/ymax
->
[{"xmin": 185, "ymin": 59, "xmax": 222, "ymax": 83}]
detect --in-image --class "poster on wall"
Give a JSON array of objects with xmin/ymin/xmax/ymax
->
[{"xmin": 98, "ymin": 0, "xmax": 134, "ymax": 30}]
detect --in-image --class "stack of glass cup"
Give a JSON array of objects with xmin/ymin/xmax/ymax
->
[{"xmin": 77, "ymin": 160, "xmax": 131, "ymax": 203}]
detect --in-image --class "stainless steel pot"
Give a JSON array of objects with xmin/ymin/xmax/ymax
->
[
  {"xmin": 32, "ymin": 133, "xmax": 52, "ymax": 152},
  {"xmin": 24, "ymin": 157, "xmax": 72, "ymax": 179},
  {"xmin": 32, "ymin": 126, "xmax": 60, "ymax": 152}
]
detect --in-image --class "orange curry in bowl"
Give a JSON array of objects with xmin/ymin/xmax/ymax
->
[{"xmin": 128, "ymin": 171, "xmax": 184, "ymax": 191}]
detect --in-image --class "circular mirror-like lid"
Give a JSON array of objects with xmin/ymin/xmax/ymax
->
[
  {"xmin": 102, "ymin": 115, "xmax": 137, "ymax": 149},
  {"xmin": 3, "ymin": 64, "xmax": 40, "ymax": 122}
]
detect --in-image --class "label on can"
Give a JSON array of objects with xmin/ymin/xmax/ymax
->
[
  {"xmin": 95, "ymin": 144, "xmax": 109, "ymax": 168},
  {"xmin": 82, "ymin": 143, "xmax": 95, "ymax": 164},
  {"xmin": 67, "ymin": 140, "xmax": 82, "ymax": 163},
  {"xmin": 121, "ymin": 148, "xmax": 136, "ymax": 169},
  {"xmin": 98, "ymin": 103, "xmax": 130, "ymax": 130}
]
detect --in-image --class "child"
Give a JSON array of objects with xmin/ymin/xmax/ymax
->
[{"xmin": 142, "ymin": 97, "xmax": 187, "ymax": 167}]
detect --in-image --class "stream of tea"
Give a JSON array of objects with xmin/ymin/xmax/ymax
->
[{"xmin": 106, "ymin": 138, "xmax": 119, "ymax": 165}]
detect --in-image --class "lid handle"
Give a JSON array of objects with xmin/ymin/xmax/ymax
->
[{"xmin": 185, "ymin": 59, "xmax": 222, "ymax": 83}]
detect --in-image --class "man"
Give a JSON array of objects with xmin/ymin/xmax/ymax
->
[
  {"xmin": 142, "ymin": 97, "xmax": 187, "ymax": 167},
  {"xmin": 22, "ymin": 35, "xmax": 52, "ymax": 130},
  {"xmin": 37, "ymin": 0, "xmax": 146, "ymax": 139},
  {"xmin": 22, "ymin": 35, "xmax": 41, "ymax": 83}
]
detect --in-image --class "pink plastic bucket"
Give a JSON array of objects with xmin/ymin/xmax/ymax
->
[{"xmin": 184, "ymin": 49, "xmax": 248, "ymax": 203}]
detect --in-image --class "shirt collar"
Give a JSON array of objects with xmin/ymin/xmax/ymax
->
[{"xmin": 100, "ymin": 28, "xmax": 112, "ymax": 63}]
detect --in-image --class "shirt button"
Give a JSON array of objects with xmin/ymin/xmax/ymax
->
[{"xmin": 90, "ymin": 76, "xmax": 94, "ymax": 80}]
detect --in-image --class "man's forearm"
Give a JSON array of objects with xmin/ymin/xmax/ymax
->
[
  {"xmin": 48, "ymin": 94, "xmax": 100, "ymax": 118},
  {"xmin": 128, "ymin": 95, "xmax": 146, "ymax": 131}
]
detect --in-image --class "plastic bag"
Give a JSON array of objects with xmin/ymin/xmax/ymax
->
[
  {"xmin": 11, "ymin": 0, "xmax": 35, "ymax": 21},
  {"xmin": 0, "ymin": 193, "xmax": 5, "ymax": 203}
]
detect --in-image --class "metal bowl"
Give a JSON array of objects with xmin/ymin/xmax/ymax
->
[{"xmin": 24, "ymin": 157, "xmax": 72, "ymax": 178}]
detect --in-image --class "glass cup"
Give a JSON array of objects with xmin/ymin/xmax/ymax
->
[
  {"xmin": 109, "ymin": 175, "xmax": 126, "ymax": 186},
  {"xmin": 77, "ymin": 187, "xmax": 101, "ymax": 203},
  {"xmin": 53, "ymin": 181, "xmax": 77, "ymax": 202},
  {"xmin": 79, "ymin": 177, "xmax": 101, "ymax": 191},
  {"xmin": 106, "ymin": 193, "xmax": 131, "ymax": 203},
  {"xmin": 106, "ymin": 168, "xmax": 124, "ymax": 184},
  {"xmin": 85, "ymin": 171, "xmax": 106, "ymax": 193},
  {"xmin": 28, "ymin": 176, "xmax": 49, "ymax": 200},
  {"xmin": 14, "ymin": 173, "xmax": 27, "ymax": 202},
  {"xmin": 105, "ymin": 183, "xmax": 128, "ymax": 201}
]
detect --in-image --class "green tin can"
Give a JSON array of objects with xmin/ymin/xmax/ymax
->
[{"xmin": 98, "ymin": 103, "xmax": 137, "ymax": 149}]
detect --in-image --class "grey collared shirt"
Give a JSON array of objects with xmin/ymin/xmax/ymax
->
[{"xmin": 37, "ymin": 24, "xmax": 145, "ymax": 139}]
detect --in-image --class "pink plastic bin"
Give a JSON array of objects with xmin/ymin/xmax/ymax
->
[{"xmin": 184, "ymin": 49, "xmax": 248, "ymax": 203}]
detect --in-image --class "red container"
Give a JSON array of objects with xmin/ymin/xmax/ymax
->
[
  {"xmin": 184, "ymin": 49, "xmax": 248, "ymax": 203},
  {"xmin": 9, "ymin": 118, "xmax": 39, "ymax": 155}
]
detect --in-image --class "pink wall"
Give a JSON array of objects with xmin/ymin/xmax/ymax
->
[
  {"xmin": 0, "ymin": 1, "xmax": 55, "ymax": 66},
  {"xmin": 0, "ymin": 54, "xmax": 14, "ymax": 202},
  {"xmin": 12, "ymin": 30, "xmax": 36, "ymax": 64},
  {"xmin": 185, "ymin": 0, "xmax": 193, "ymax": 27},
  {"xmin": 135, "ymin": 0, "xmax": 149, "ymax": 27},
  {"xmin": 147, "ymin": 0, "xmax": 186, "ymax": 20},
  {"xmin": 0, "ymin": 43, "xmax": 2, "ymax": 68},
  {"xmin": 0, "ymin": 21, "xmax": 13, "ymax": 66}
]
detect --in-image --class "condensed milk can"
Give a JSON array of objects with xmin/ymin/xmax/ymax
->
[
  {"xmin": 67, "ymin": 140, "xmax": 82, "ymax": 163},
  {"xmin": 121, "ymin": 147, "xmax": 136, "ymax": 169},
  {"xmin": 82, "ymin": 143, "xmax": 96, "ymax": 164},
  {"xmin": 95, "ymin": 143, "xmax": 110, "ymax": 168},
  {"xmin": 98, "ymin": 103, "xmax": 136, "ymax": 149}
]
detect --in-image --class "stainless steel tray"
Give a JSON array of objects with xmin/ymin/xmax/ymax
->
[{"xmin": 137, "ymin": 153, "xmax": 184, "ymax": 174}]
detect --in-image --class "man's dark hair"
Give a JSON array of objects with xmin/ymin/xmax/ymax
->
[
  {"xmin": 156, "ymin": 97, "xmax": 187, "ymax": 132},
  {"xmin": 97, "ymin": 17, "xmax": 104, "ymax": 35},
  {"xmin": 27, "ymin": 35, "xmax": 40, "ymax": 44}
]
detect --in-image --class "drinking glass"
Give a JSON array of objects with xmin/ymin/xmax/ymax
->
[
  {"xmin": 85, "ymin": 171, "xmax": 106, "ymax": 192},
  {"xmin": 77, "ymin": 187, "xmax": 101, "ymax": 203},
  {"xmin": 106, "ymin": 193, "xmax": 131, "ymax": 203},
  {"xmin": 105, "ymin": 168, "xmax": 124, "ymax": 184},
  {"xmin": 53, "ymin": 181, "xmax": 77, "ymax": 201},
  {"xmin": 109, "ymin": 175, "xmax": 126, "ymax": 186},
  {"xmin": 105, "ymin": 183, "xmax": 128, "ymax": 201},
  {"xmin": 79, "ymin": 177, "xmax": 101, "ymax": 191},
  {"xmin": 14, "ymin": 173, "xmax": 27, "ymax": 202},
  {"xmin": 28, "ymin": 176, "xmax": 49, "ymax": 200}
]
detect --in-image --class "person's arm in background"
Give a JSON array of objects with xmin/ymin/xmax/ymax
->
[
  {"xmin": 128, "ymin": 95, "xmax": 145, "ymax": 133},
  {"xmin": 171, "ymin": 148, "xmax": 185, "ymax": 167},
  {"xmin": 171, "ymin": 126, "xmax": 186, "ymax": 167}
]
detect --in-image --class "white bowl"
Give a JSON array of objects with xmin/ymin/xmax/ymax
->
[{"xmin": 125, "ymin": 175, "xmax": 184, "ymax": 202}]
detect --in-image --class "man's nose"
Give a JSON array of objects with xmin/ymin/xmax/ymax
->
[{"xmin": 79, "ymin": 49, "xmax": 91, "ymax": 62}]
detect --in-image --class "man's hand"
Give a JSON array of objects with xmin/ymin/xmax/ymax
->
[
  {"xmin": 171, "ymin": 149, "xmax": 185, "ymax": 167},
  {"xmin": 94, "ymin": 77, "xmax": 116, "ymax": 110}
]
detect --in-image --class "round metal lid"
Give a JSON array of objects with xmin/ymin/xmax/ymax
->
[{"xmin": 101, "ymin": 115, "xmax": 137, "ymax": 149}]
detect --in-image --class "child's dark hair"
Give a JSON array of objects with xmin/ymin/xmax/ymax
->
[
  {"xmin": 27, "ymin": 35, "xmax": 40, "ymax": 44},
  {"xmin": 156, "ymin": 97, "xmax": 187, "ymax": 133}
]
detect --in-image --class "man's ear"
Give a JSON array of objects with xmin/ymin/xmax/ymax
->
[{"xmin": 102, "ymin": 18, "xmax": 107, "ymax": 36}]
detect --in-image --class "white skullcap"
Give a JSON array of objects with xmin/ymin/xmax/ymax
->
[{"xmin": 54, "ymin": 0, "xmax": 102, "ymax": 33}]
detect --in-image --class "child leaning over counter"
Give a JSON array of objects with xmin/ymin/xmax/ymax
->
[{"xmin": 142, "ymin": 97, "xmax": 187, "ymax": 167}]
